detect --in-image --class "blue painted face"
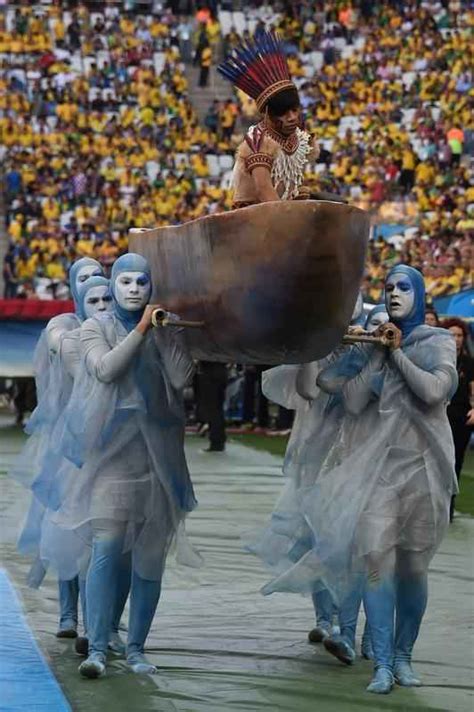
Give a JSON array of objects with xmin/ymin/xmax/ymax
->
[
  {"xmin": 69, "ymin": 258, "xmax": 104, "ymax": 312},
  {"xmin": 365, "ymin": 305, "xmax": 388, "ymax": 333},
  {"xmin": 385, "ymin": 274, "xmax": 414, "ymax": 320},
  {"xmin": 114, "ymin": 271, "xmax": 151, "ymax": 311},
  {"xmin": 110, "ymin": 253, "xmax": 152, "ymax": 331},
  {"xmin": 77, "ymin": 276, "xmax": 112, "ymax": 321},
  {"xmin": 385, "ymin": 265, "xmax": 425, "ymax": 337}
]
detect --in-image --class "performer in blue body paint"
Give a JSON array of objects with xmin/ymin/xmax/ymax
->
[
  {"xmin": 12, "ymin": 258, "xmax": 105, "ymax": 642},
  {"xmin": 259, "ymin": 266, "xmax": 457, "ymax": 696},
  {"xmin": 355, "ymin": 266, "xmax": 457, "ymax": 693},
  {"xmin": 314, "ymin": 304, "xmax": 388, "ymax": 665},
  {"xmin": 36, "ymin": 276, "xmax": 131, "ymax": 658},
  {"xmin": 254, "ymin": 294, "xmax": 380, "ymax": 659},
  {"xmin": 51, "ymin": 253, "xmax": 197, "ymax": 679}
]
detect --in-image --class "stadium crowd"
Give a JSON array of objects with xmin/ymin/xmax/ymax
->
[
  {"xmin": 1, "ymin": 1, "xmax": 473, "ymax": 303},
  {"xmin": 1, "ymin": 1, "xmax": 236, "ymax": 299}
]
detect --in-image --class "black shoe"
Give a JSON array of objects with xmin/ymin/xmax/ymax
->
[
  {"xmin": 56, "ymin": 628, "xmax": 78, "ymax": 639},
  {"xmin": 308, "ymin": 626, "xmax": 330, "ymax": 643},
  {"xmin": 323, "ymin": 636, "xmax": 356, "ymax": 665},
  {"xmin": 75, "ymin": 636, "xmax": 89, "ymax": 656}
]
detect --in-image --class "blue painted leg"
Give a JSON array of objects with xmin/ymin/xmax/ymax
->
[
  {"xmin": 109, "ymin": 553, "xmax": 131, "ymax": 654},
  {"xmin": 57, "ymin": 578, "xmax": 79, "ymax": 637},
  {"xmin": 364, "ymin": 574, "xmax": 395, "ymax": 694},
  {"xmin": 361, "ymin": 620, "xmax": 374, "ymax": 660},
  {"xmin": 79, "ymin": 523, "xmax": 125, "ymax": 678},
  {"xmin": 323, "ymin": 577, "xmax": 363, "ymax": 665},
  {"xmin": 394, "ymin": 571, "xmax": 427, "ymax": 686},
  {"xmin": 367, "ymin": 667, "xmax": 394, "ymax": 694},
  {"xmin": 74, "ymin": 577, "xmax": 89, "ymax": 656},
  {"xmin": 309, "ymin": 588, "xmax": 336, "ymax": 643},
  {"xmin": 126, "ymin": 570, "xmax": 162, "ymax": 674}
]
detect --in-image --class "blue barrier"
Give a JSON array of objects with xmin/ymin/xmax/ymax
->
[
  {"xmin": 0, "ymin": 569, "xmax": 71, "ymax": 711},
  {"xmin": 433, "ymin": 289, "xmax": 474, "ymax": 319},
  {"xmin": 0, "ymin": 321, "xmax": 45, "ymax": 377}
]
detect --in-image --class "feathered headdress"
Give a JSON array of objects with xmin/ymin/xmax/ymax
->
[{"xmin": 218, "ymin": 30, "xmax": 296, "ymax": 112}]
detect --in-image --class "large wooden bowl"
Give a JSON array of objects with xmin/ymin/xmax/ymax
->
[{"xmin": 129, "ymin": 200, "xmax": 370, "ymax": 364}]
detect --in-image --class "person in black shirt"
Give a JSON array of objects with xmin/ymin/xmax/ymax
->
[
  {"xmin": 442, "ymin": 318, "xmax": 474, "ymax": 520},
  {"xmin": 196, "ymin": 361, "xmax": 228, "ymax": 452}
]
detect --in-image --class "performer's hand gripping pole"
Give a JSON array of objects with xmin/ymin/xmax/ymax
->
[
  {"xmin": 151, "ymin": 308, "xmax": 205, "ymax": 329},
  {"xmin": 342, "ymin": 327, "xmax": 397, "ymax": 347}
]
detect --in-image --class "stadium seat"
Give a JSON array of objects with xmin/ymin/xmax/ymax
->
[
  {"xmin": 221, "ymin": 170, "xmax": 234, "ymax": 189},
  {"xmin": 219, "ymin": 155, "xmax": 234, "ymax": 172},
  {"xmin": 219, "ymin": 11, "xmax": 233, "ymax": 36},
  {"xmin": 146, "ymin": 161, "xmax": 161, "ymax": 182},
  {"xmin": 232, "ymin": 12, "xmax": 246, "ymax": 35},
  {"xmin": 207, "ymin": 155, "xmax": 221, "ymax": 178},
  {"xmin": 310, "ymin": 52, "xmax": 324, "ymax": 71},
  {"xmin": 153, "ymin": 52, "xmax": 165, "ymax": 76}
]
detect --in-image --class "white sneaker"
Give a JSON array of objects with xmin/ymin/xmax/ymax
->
[
  {"xmin": 127, "ymin": 652, "xmax": 158, "ymax": 674},
  {"xmin": 79, "ymin": 652, "xmax": 106, "ymax": 679}
]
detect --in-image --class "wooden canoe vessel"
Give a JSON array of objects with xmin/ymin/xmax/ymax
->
[{"xmin": 129, "ymin": 200, "xmax": 370, "ymax": 364}]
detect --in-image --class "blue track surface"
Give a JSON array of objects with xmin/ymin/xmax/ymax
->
[{"xmin": 0, "ymin": 569, "xmax": 71, "ymax": 712}]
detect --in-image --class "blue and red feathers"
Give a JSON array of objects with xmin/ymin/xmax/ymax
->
[{"xmin": 218, "ymin": 30, "xmax": 293, "ymax": 110}]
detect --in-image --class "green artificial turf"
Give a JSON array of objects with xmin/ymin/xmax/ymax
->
[{"xmin": 230, "ymin": 432, "xmax": 290, "ymax": 458}]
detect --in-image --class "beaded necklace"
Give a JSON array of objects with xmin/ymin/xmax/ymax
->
[{"xmin": 261, "ymin": 122, "xmax": 312, "ymax": 200}]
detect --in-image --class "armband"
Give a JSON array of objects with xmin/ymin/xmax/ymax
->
[{"xmin": 245, "ymin": 153, "xmax": 274, "ymax": 173}]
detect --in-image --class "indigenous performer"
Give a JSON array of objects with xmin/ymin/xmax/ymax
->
[
  {"xmin": 258, "ymin": 265, "xmax": 457, "ymax": 696},
  {"xmin": 218, "ymin": 30, "xmax": 319, "ymax": 208},
  {"xmin": 51, "ymin": 254, "xmax": 196, "ymax": 679},
  {"xmin": 12, "ymin": 258, "xmax": 105, "ymax": 642}
]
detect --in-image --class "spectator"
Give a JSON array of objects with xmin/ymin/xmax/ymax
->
[
  {"xmin": 442, "ymin": 318, "xmax": 474, "ymax": 520},
  {"xmin": 425, "ymin": 305, "xmax": 440, "ymax": 327},
  {"xmin": 199, "ymin": 40, "xmax": 212, "ymax": 88},
  {"xmin": 3, "ymin": 245, "xmax": 18, "ymax": 298},
  {"xmin": 177, "ymin": 16, "xmax": 193, "ymax": 63},
  {"xmin": 66, "ymin": 15, "xmax": 82, "ymax": 52},
  {"xmin": 196, "ymin": 361, "xmax": 228, "ymax": 452},
  {"xmin": 219, "ymin": 99, "xmax": 237, "ymax": 140},
  {"xmin": 1, "ymin": 3, "xmax": 235, "ymax": 300},
  {"xmin": 204, "ymin": 100, "xmax": 219, "ymax": 133},
  {"xmin": 447, "ymin": 124, "xmax": 464, "ymax": 165},
  {"xmin": 5, "ymin": 165, "xmax": 22, "ymax": 200},
  {"xmin": 241, "ymin": 366, "xmax": 270, "ymax": 433},
  {"xmin": 12, "ymin": 377, "xmax": 37, "ymax": 427}
]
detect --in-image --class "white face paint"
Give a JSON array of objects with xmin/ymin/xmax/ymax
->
[
  {"xmin": 114, "ymin": 271, "xmax": 151, "ymax": 311},
  {"xmin": 366, "ymin": 310, "xmax": 389, "ymax": 333},
  {"xmin": 385, "ymin": 272, "xmax": 415, "ymax": 319},
  {"xmin": 83, "ymin": 285, "xmax": 113, "ymax": 319},
  {"xmin": 76, "ymin": 264, "xmax": 101, "ymax": 290},
  {"xmin": 351, "ymin": 292, "xmax": 363, "ymax": 323}
]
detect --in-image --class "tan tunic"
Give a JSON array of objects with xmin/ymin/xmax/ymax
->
[{"xmin": 232, "ymin": 123, "xmax": 315, "ymax": 207}]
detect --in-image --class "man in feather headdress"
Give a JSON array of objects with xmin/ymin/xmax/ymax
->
[{"xmin": 218, "ymin": 31, "xmax": 319, "ymax": 208}]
